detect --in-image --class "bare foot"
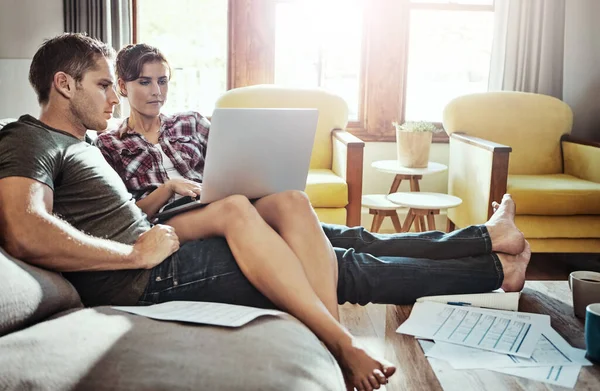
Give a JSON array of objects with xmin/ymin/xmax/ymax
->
[
  {"xmin": 485, "ymin": 194, "xmax": 525, "ymax": 255},
  {"xmin": 334, "ymin": 339, "xmax": 396, "ymax": 391},
  {"xmin": 492, "ymin": 201, "xmax": 500, "ymax": 213},
  {"xmin": 497, "ymin": 240, "xmax": 531, "ymax": 292}
]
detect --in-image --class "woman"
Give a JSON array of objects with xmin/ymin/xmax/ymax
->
[{"xmin": 96, "ymin": 43, "xmax": 395, "ymax": 390}]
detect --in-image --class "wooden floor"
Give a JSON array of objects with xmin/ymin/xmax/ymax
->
[
  {"xmin": 338, "ymin": 253, "xmax": 600, "ymax": 391},
  {"xmin": 525, "ymin": 252, "xmax": 600, "ymax": 280}
]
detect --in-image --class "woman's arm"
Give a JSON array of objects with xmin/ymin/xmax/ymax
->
[
  {"xmin": 136, "ymin": 179, "xmax": 203, "ymax": 219},
  {"xmin": 136, "ymin": 182, "xmax": 174, "ymax": 218}
]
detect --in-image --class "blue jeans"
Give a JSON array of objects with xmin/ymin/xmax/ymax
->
[{"xmin": 138, "ymin": 224, "xmax": 503, "ymax": 307}]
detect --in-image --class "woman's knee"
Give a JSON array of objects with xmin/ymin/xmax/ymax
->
[
  {"xmin": 218, "ymin": 195, "xmax": 257, "ymax": 221},
  {"xmin": 271, "ymin": 190, "xmax": 312, "ymax": 215}
]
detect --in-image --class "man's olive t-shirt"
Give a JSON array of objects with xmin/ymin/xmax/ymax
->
[{"xmin": 0, "ymin": 115, "xmax": 152, "ymax": 306}]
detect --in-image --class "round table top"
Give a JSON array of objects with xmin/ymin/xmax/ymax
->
[
  {"xmin": 387, "ymin": 192, "xmax": 462, "ymax": 209},
  {"xmin": 361, "ymin": 194, "xmax": 405, "ymax": 210},
  {"xmin": 371, "ymin": 160, "xmax": 447, "ymax": 175}
]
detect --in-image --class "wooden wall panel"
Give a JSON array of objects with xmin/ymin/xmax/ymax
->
[
  {"xmin": 228, "ymin": 0, "xmax": 276, "ymax": 89},
  {"xmin": 357, "ymin": 0, "xmax": 409, "ymax": 142}
]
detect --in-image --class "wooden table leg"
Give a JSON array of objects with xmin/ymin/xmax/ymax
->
[
  {"xmin": 372, "ymin": 213, "xmax": 384, "ymax": 232},
  {"xmin": 370, "ymin": 213, "xmax": 378, "ymax": 232},
  {"xmin": 370, "ymin": 210, "xmax": 404, "ymax": 233},
  {"xmin": 413, "ymin": 216, "xmax": 421, "ymax": 232},
  {"xmin": 427, "ymin": 213, "xmax": 436, "ymax": 231},
  {"xmin": 390, "ymin": 213, "xmax": 402, "ymax": 233},
  {"xmin": 446, "ymin": 219, "xmax": 455, "ymax": 232},
  {"xmin": 402, "ymin": 209, "xmax": 416, "ymax": 232},
  {"xmin": 408, "ymin": 177, "xmax": 427, "ymax": 231},
  {"xmin": 389, "ymin": 175, "xmax": 403, "ymax": 194}
]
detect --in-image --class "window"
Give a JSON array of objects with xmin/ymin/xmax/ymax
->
[
  {"xmin": 404, "ymin": 0, "xmax": 494, "ymax": 122},
  {"xmin": 274, "ymin": 0, "xmax": 364, "ymax": 120},
  {"xmin": 133, "ymin": 0, "xmax": 496, "ymax": 141},
  {"xmin": 135, "ymin": 0, "xmax": 228, "ymax": 115}
]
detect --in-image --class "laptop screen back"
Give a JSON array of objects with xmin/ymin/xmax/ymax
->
[{"xmin": 199, "ymin": 108, "xmax": 319, "ymax": 204}]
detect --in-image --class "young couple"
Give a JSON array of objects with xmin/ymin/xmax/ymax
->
[{"xmin": 0, "ymin": 33, "xmax": 530, "ymax": 391}]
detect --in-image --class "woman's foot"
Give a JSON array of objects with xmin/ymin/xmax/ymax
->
[
  {"xmin": 497, "ymin": 240, "xmax": 531, "ymax": 292},
  {"xmin": 485, "ymin": 194, "xmax": 526, "ymax": 255},
  {"xmin": 334, "ymin": 339, "xmax": 396, "ymax": 391}
]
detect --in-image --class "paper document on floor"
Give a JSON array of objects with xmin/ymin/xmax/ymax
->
[
  {"xmin": 113, "ymin": 301, "xmax": 285, "ymax": 327},
  {"xmin": 397, "ymin": 301, "xmax": 545, "ymax": 357},
  {"xmin": 420, "ymin": 338, "xmax": 584, "ymax": 388},
  {"xmin": 425, "ymin": 326, "xmax": 592, "ymax": 369},
  {"xmin": 491, "ymin": 365, "xmax": 582, "ymax": 388}
]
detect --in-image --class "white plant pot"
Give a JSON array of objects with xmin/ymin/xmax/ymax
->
[{"xmin": 395, "ymin": 130, "xmax": 432, "ymax": 168}]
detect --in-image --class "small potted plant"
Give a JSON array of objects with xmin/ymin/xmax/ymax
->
[{"xmin": 392, "ymin": 121, "xmax": 441, "ymax": 168}]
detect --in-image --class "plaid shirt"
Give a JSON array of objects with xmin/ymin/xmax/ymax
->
[{"xmin": 95, "ymin": 111, "xmax": 210, "ymax": 201}]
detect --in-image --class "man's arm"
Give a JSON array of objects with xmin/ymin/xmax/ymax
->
[{"xmin": 0, "ymin": 176, "xmax": 179, "ymax": 272}]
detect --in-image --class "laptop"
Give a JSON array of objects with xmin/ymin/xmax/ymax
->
[{"xmin": 153, "ymin": 108, "xmax": 319, "ymax": 221}]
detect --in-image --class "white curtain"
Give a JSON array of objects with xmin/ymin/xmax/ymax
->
[{"xmin": 488, "ymin": 0, "xmax": 566, "ymax": 99}]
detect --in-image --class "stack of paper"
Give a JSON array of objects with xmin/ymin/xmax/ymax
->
[{"xmin": 397, "ymin": 301, "xmax": 592, "ymax": 388}]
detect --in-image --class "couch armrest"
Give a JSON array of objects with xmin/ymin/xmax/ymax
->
[
  {"xmin": 561, "ymin": 134, "xmax": 600, "ymax": 183},
  {"xmin": 448, "ymin": 133, "xmax": 512, "ymax": 228},
  {"xmin": 450, "ymin": 133, "xmax": 512, "ymax": 152},
  {"xmin": 332, "ymin": 130, "xmax": 364, "ymax": 227}
]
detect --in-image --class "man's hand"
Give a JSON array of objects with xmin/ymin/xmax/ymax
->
[
  {"xmin": 131, "ymin": 225, "xmax": 180, "ymax": 269},
  {"xmin": 166, "ymin": 178, "xmax": 202, "ymax": 199}
]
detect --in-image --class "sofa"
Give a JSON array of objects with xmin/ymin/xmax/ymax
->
[
  {"xmin": 443, "ymin": 92, "xmax": 600, "ymax": 253},
  {"xmin": 0, "ymin": 245, "xmax": 345, "ymax": 390},
  {"xmin": 214, "ymin": 85, "xmax": 365, "ymax": 226},
  {"xmin": 0, "ymin": 116, "xmax": 344, "ymax": 389}
]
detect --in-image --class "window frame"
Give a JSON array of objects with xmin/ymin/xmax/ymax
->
[{"xmin": 132, "ymin": 0, "xmax": 494, "ymax": 143}]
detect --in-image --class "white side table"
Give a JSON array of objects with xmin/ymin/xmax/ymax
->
[
  {"xmin": 361, "ymin": 194, "xmax": 405, "ymax": 233},
  {"xmin": 387, "ymin": 192, "xmax": 462, "ymax": 232},
  {"xmin": 371, "ymin": 160, "xmax": 447, "ymax": 231}
]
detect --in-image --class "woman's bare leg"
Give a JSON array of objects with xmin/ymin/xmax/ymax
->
[
  {"xmin": 252, "ymin": 191, "xmax": 340, "ymax": 320},
  {"xmin": 166, "ymin": 195, "xmax": 395, "ymax": 390}
]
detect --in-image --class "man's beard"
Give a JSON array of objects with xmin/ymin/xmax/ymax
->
[{"xmin": 70, "ymin": 96, "xmax": 105, "ymax": 131}]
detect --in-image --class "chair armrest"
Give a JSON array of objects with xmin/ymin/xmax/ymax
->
[
  {"xmin": 447, "ymin": 133, "xmax": 512, "ymax": 227},
  {"xmin": 332, "ymin": 130, "xmax": 364, "ymax": 227},
  {"xmin": 561, "ymin": 134, "xmax": 600, "ymax": 183},
  {"xmin": 450, "ymin": 133, "xmax": 512, "ymax": 152}
]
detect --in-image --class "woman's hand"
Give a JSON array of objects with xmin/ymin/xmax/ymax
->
[{"xmin": 166, "ymin": 178, "xmax": 202, "ymax": 199}]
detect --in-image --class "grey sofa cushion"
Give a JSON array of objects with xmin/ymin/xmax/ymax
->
[
  {"xmin": 0, "ymin": 247, "xmax": 82, "ymax": 337},
  {"xmin": 0, "ymin": 307, "xmax": 345, "ymax": 391}
]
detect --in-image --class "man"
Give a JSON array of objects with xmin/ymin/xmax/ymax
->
[{"xmin": 0, "ymin": 33, "xmax": 530, "ymax": 312}]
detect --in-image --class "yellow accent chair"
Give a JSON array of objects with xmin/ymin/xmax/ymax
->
[
  {"xmin": 443, "ymin": 91, "xmax": 600, "ymax": 253},
  {"xmin": 215, "ymin": 85, "xmax": 365, "ymax": 226}
]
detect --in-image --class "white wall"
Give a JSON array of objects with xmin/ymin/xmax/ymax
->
[
  {"xmin": 0, "ymin": 60, "xmax": 40, "ymax": 118},
  {"xmin": 0, "ymin": 0, "xmax": 63, "ymax": 58},
  {"xmin": 563, "ymin": 0, "xmax": 600, "ymax": 141},
  {"xmin": 0, "ymin": 0, "xmax": 63, "ymax": 118}
]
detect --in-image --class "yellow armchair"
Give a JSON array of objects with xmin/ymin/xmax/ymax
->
[
  {"xmin": 443, "ymin": 91, "xmax": 600, "ymax": 253},
  {"xmin": 214, "ymin": 85, "xmax": 365, "ymax": 226}
]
